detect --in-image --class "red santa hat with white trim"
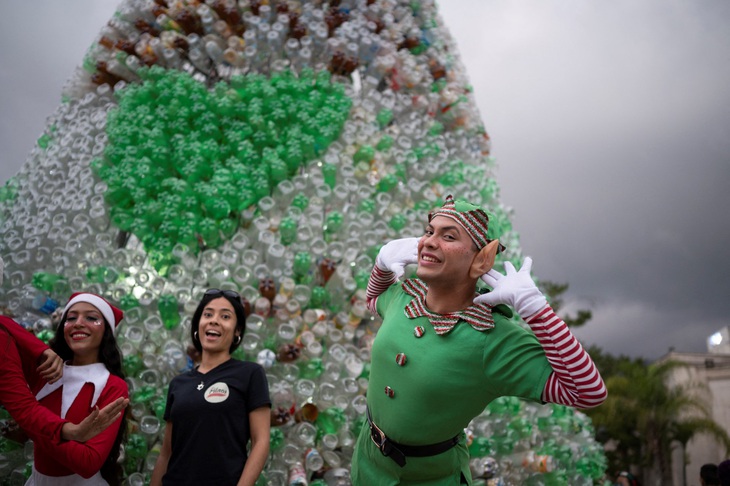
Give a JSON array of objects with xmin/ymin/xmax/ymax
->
[{"xmin": 61, "ymin": 292, "xmax": 124, "ymax": 333}]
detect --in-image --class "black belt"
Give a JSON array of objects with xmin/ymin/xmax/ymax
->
[{"xmin": 367, "ymin": 407, "xmax": 460, "ymax": 467}]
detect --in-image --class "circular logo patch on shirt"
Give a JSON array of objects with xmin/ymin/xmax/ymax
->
[{"xmin": 204, "ymin": 382, "xmax": 230, "ymax": 403}]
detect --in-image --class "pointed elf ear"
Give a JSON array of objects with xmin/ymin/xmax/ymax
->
[{"xmin": 469, "ymin": 240, "xmax": 500, "ymax": 279}]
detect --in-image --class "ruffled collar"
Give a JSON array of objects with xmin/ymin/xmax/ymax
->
[
  {"xmin": 402, "ymin": 279, "xmax": 495, "ymax": 335},
  {"xmin": 36, "ymin": 362, "xmax": 110, "ymax": 418}
]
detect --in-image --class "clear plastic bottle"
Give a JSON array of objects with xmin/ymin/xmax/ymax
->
[{"xmin": 304, "ymin": 447, "xmax": 324, "ymax": 473}]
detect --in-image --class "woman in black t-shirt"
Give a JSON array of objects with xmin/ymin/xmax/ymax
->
[{"xmin": 151, "ymin": 289, "xmax": 271, "ymax": 486}]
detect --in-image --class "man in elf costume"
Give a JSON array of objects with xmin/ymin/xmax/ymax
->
[{"xmin": 351, "ymin": 195, "xmax": 607, "ymax": 485}]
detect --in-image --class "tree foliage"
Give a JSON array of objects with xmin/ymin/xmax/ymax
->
[
  {"xmin": 583, "ymin": 349, "xmax": 730, "ymax": 484},
  {"xmin": 539, "ymin": 280, "xmax": 592, "ymax": 328},
  {"xmin": 539, "ymin": 283, "xmax": 730, "ymax": 484}
]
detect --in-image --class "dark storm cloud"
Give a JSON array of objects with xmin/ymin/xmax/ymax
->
[{"xmin": 440, "ymin": 0, "xmax": 730, "ymax": 359}]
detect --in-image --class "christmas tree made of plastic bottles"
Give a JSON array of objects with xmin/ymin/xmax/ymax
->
[{"xmin": 0, "ymin": 1, "xmax": 608, "ymax": 485}]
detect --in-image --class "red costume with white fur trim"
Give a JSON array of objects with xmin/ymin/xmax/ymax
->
[
  {"xmin": 1, "ymin": 293, "xmax": 128, "ymax": 485},
  {"xmin": 29, "ymin": 365, "xmax": 127, "ymax": 483}
]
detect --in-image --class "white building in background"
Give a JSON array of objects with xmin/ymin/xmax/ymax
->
[{"xmin": 659, "ymin": 326, "xmax": 730, "ymax": 486}]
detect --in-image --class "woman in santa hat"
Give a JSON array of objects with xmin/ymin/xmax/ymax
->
[
  {"xmin": 0, "ymin": 316, "xmax": 127, "ymax": 448},
  {"xmin": 4, "ymin": 292, "xmax": 129, "ymax": 486}
]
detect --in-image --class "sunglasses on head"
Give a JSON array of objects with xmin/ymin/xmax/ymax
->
[{"xmin": 204, "ymin": 288, "xmax": 241, "ymax": 300}]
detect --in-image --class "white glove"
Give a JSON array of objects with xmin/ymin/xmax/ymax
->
[
  {"xmin": 375, "ymin": 237, "xmax": 419, "ymax": 280},
  {"xmin": 473, "ymin": 257, "xmax": 547, "ymax": 317}
]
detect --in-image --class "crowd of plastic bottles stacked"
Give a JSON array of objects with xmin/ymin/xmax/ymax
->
[{"xmin": 0, "ymin": 1, "xmax": 607, "ymax": 485}]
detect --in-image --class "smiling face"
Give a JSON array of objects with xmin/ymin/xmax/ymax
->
[
  {"xmin": 198, "ymin": 297, "xmax": 240, "ymax": 357},
  {"xmin": 416, "ymin": 215, "xmax": 479, "ymax": 286},
  {"xmin": 63, "ymin": 302, "xmax": 106, "ymax": 365}
]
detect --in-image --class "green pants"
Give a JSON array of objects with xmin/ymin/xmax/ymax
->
[{"xmin": 350, "ymin": 422, "xmax": 472, "ymax": 485}]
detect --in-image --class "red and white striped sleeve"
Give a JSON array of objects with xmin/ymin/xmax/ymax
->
[
  {"xmin": 365, "ymin": 265, "xmax": 397, "ymax": 315},
  {"xmin": 526, "ymin": 305, "xmax": 607, "ymax": 409}
]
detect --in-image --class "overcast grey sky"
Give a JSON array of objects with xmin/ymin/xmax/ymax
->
[{"xmin": 1, "ymin": 1, "xmax": 729, "ymax": 360}]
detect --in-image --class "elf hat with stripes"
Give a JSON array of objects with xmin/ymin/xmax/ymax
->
[{"xmin": 428, "ymin": 195, "xmax": 506, "ymax": 253}]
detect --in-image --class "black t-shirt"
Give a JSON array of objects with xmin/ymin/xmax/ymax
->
[{"xmin": 162, "ymin": 359, "xmax": 271, "ymax": 485}]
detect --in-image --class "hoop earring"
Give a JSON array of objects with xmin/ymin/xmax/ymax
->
[
  {"xmin": 194, "ymin": 331, "xmax": 199, "ymax": 341},
  {"xmin": 234, "ymin": 335, "xmax": 242, "ymax": 345}
]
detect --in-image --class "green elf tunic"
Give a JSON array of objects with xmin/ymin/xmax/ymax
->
[{"xmin": 351, "ymin": 279, "xmax": 553, "ymax": 486}]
